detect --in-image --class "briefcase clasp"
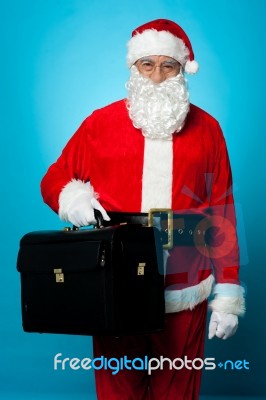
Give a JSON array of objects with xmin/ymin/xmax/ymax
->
[
  {"xmin": 54, "ymin": 268, "xmax": 64, "ymax": 283},
  {"xmin": 137, "ymin": 263, "xmax": 146, "ymax": 275}
]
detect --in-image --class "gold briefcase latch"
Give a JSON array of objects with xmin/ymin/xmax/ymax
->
[
  {"xmin": 137, "ymin": 262, "xmax": 146, "ymax": 276},
  {"xmin": 54, "ymin": 268, "xmax": 64, "ymax": 283}
]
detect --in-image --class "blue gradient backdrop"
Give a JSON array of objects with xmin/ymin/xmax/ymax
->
[{"xmin": 1, "ymin": 0, "xmax": 265, "ymax": 399}]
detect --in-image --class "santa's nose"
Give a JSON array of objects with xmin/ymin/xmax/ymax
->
[{"xmin": 149, "ymin": 67, "xmax": 167, "ymax": 83}]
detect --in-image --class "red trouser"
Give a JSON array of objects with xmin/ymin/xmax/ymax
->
[{"xmin": 93, "ymin": 300, "xmax": 207, "ymax": 400}]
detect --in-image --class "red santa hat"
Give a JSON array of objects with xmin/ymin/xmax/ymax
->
[{"xmin": 127, "ymin": 19, "xmax": 199, "ymax": 74}]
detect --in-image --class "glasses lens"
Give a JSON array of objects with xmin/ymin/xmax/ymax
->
[
  {"xmin": 161, "ymin": 62, "xmax": 176, "ymax": 73},
  {"xmin": 139, "ymin": 61, "xmax": 155, "ymax": 72}
]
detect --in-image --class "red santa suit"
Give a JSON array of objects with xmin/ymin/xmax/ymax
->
[
  {"xmin": 41, "ymin": 99, "xmax": 241, "ymax": 290},
  {"xmin": 41, "ymin": 17, "xmax": 246, "ymax": 400},
  {"xmin": 41, "ymin": 99, "xmax": 244, "ymax": 400}
]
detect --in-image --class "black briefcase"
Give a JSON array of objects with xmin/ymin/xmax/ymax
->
[{"xmin": 17, "ymin": 223, "xmax": 165, "ymax": 336}]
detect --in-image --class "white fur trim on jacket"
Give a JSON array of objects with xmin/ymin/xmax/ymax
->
[
  {"xmin": 209, "ymin": 283, "xmax": 246, "ymax": 316},
  {"xmin": 58, "ymin": 179, "xmax": 95, "ymax": 221},
  {"xmin": 165, "ymin": 274, "xmax": 214, "ymax": 313},
  {"xmin": 127, "ymin": 29, "xmax": 190, "ymax": 67},
  {"xmin": 141, "ymin": 138, "xmax": 172, "ymax": 212}
]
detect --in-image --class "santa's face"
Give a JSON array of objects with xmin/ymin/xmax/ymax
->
[{"xmin": 126, "ymin": 58, "xmax": 190, "ymax": 140}]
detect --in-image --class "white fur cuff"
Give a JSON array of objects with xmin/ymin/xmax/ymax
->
[
  {"xmin": 165, "ymin": 274, "xmax": 214, "ymax": 313},
  {"xmin": 209, "ymin": 284, "xmax": 246, "ymax": 316},
  {"xmin": 58, "ymin": 179, "xmax": 95, "ymax": 221}
]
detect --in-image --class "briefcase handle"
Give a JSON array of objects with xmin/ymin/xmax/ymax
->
[
  {"xmin": 94, "ymin": 209, "xmax": 104, "ymax": 228},
  {"xmin": 70, "ymin": 209, "xmax": 104, "ymax": 231}
]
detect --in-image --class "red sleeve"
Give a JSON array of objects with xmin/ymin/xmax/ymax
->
[
  {"xmin": 208, "ymin": 123, "xmax": 240, "ymax": 284},
  {"xmin": 40, "ymin": 116, "xmax": 94, "ymax": 213}
]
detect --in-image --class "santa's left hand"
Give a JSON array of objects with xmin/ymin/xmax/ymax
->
[{"xmin": 208, "ymin": 311, "xmax": 238, "ymax": 340}]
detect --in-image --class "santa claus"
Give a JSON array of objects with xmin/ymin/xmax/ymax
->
[{"xmin": 41, "ymin": 19, "xmax": 245, "ymax": 400}]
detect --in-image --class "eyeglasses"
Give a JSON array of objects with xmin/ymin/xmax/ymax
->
[{"xmin": 136, "ymin": 58, "xmax": 180, "ymax": 75}]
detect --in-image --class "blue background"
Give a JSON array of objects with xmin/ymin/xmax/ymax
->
[{"xmin": 1, "ymin": 0, "xmax": 265, "ymax": 399}]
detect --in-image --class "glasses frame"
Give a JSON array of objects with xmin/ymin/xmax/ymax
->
[{"xmin": 135, "ymin": 57, "xmax": 181, "ymax": 76}]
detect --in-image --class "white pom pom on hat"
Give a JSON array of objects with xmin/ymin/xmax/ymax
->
[
  {"xmin": 127, "ymin": 19, "xmax": 199, "ymax": 75},
  {"xmin": 184, "ymin": 60, "xmax": 199, "ymax": 74}
]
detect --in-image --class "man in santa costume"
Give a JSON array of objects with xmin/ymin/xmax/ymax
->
[{"xmin": 41, "ymin": 19, "xmax": 245, "ymax": 400}]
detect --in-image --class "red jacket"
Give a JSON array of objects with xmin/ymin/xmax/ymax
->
[{"xmin": 41, "ymin": 99, "xmax": 242, "ymax": 312}]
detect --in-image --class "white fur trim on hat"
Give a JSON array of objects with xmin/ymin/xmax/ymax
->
[{"xmin": 127, "ymin": 29, "xmax": 190, "ymax": 68}]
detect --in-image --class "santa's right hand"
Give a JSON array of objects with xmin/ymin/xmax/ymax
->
[
  {"xmin": 66, "ymin": 193, "xmax": 97, "ymax": 227},
  {"xmin": 58, "ymin": 180, "xmax": 110, "ymax": 227},
  {"xmin": 91, "ymin": 198, "xmax": 111, "ymax": 223},
  {"xmin": 67, "ymin": 195, "xmax": 111, "ymax": 227}
]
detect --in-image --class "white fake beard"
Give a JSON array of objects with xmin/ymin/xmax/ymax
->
[{"xmin": 126, "ymin": 66, "xmax": 190, "ymax": 140}]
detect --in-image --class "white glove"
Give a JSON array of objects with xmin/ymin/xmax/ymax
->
[
  {"xmin": 67, "ymin": 194, "xmax": 110, "ymax": 227},
  {"xmin": 58, "ymin": 180, "xmax": 110, "ymax": 227},
  {"xmin": 208, "ymin": 311, "xmax": 238, "ymax": 340}
]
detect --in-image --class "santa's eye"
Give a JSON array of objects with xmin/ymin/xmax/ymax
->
[
  {"xmin": 140, "ymin": 61, "xmax": 154, "ymax": 71},
  {"xmin": 161, "ymin": 63, "xmax": 175, "ymax": 72}
]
